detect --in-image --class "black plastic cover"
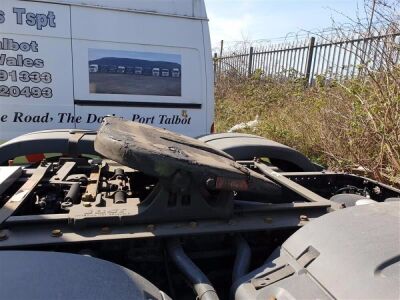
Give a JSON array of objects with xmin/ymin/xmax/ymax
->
[
  {"xmin": 0, "ymin": 251, "xmax": 170, "ymax": 300},
  {"xmin": 234, "ymin": 202, "xmax": 400, "ymax": 299}
]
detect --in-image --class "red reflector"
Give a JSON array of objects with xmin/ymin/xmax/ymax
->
[
  {"xmin": 26, "ymin": 154, "xmax": 46, "ymax": 163},
  {"xmin": 210, "ymin": 122, "xmax": 215, "ymax": 133},
  {"xmin": 215, "ymin": 177, "xmax": 249, "ymax": 191}
]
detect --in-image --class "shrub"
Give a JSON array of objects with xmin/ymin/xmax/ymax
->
[{"xmin": 215, "ymin": 72, "xmax": 400, "ymax": 187}]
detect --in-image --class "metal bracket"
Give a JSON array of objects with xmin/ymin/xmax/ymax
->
[{"xmin": 0, "ymin": 163, "xmax": 50, "ymax": 226}]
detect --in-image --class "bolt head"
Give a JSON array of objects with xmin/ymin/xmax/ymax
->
[
  {"xmin": 228, "ymin": 219, "xmax": 236, "ymax": 225},
  {"xmin": 0, "ymin": 231, "xmax": 8, "ymax": 241},
  {"xmin": 100, "ymin": 226, "xmax": 111, "ymax": 234},
  {"xmin": 51, "ymin": 229, "xmax": 63, "ymax": 237},
  {"xmin": 147, "ymin": 224, "xmax": 155, "ymax": 231},
  {"xmin": 205, "ymin": 178, "xmax": 216, "ymax": 189},
  {"xmin": 300, "ymin": 215, "xmax": 309, "ymax": 221},
  {"xmin": 264, "ymin": 217, "xmax": 273, "ymax": 224}
]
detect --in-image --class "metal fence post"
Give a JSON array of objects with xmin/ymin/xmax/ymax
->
[
  {"xmin": 305, "ymin": 37, "xmax": 315, "ymax": 86},
  {"xmin": 248, "ymin": 46, "xmax": 254, "ymax": 77},
  {"xmin": 219, "ymin": 40, "xmax": 224, "ymax": 75},
  {"xmin": 213, "ymin": 52, "xmax": 218, "ymax": 82},
  {"xmin": 219, "ymin": 40, "xmax": 224, "ymax": 57}
]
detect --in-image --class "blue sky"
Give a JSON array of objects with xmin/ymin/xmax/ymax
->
[
  {"xmin": 205, "ymin": 0, "xmax": 363, "ymax": 48},
  {"xmin": 89, "ymin": 49, "xmax": 181, "ymax": 63}
]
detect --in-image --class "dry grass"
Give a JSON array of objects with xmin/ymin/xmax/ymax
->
[
  {"xmin": 215, "ymin": 71, "xmax": 400, "ymax": 187},
  {"xmin": 215, "ymin": 0, "xmax": 400, "ymax": 187}
]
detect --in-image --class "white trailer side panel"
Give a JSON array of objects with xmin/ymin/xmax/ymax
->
[
  {"xmin": 0, "ymin": 0, "xmax": 74, "ymax": 140},
  {"xmin": 0, "ymin": 0, "xmax": 212, "ymax": 139},
  {"xmin": 71, "ymin": 5, "xmax": 208, "ymax": 136},
  {"xmin": 28, "ymin": 0, "xmax": 207, "ymax": 19}
]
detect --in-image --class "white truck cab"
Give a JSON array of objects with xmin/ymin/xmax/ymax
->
[
  {"xmin": 172, "ymin": 68, "xmax": 181, "ymax": 78},
  {"xmin": 134, "ymin": 66, "xmax": 143, "ymax": 75},
  {"xmin": 89, "ymin": 64, "xmax": 98, "ymax": 73},
  {"xmin": 0, "ymin": 0, "xmax": 214, "ymax": 140},
  {"xmin": 152, "ymin": 68, "xmax": 160, "ymax": 77},
  {"xmin": 117, "ymin": 66, "xmax": 126, "ymax": 73},
  {"xmin": 161, "ymin": 69, "xmax": 170, "ymax": 77}
]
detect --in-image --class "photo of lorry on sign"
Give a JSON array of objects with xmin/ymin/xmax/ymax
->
[
  {"xmin": 172, "ymin": 68, "xmax": 181, "ymax": 78},
  {"xmin": 152, "ymin": 68, "xmax": 160, "ymax": 77},
  {"xmin": 89, "ymin": 64, "xmax": 98, "ymax": 73},
  {"xmin": 88, "ymin": 49, "xmax": 181, "ymax": 96},
  {"xmin": 135, "ymin": 67, "xmax": 143, "ymax": 75}
]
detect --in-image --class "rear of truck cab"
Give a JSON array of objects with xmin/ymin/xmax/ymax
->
[{"xmin": 0, "ymin": 0, "xmax": 214, "ymax": 141}]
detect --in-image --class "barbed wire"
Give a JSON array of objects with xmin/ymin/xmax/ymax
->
[{"xmin": 212, "ymin": 18, "xmax": 397, "ymax": 54}]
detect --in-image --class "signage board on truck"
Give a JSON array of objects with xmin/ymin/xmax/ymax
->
[{"xmin": 0, "ymin": 0, "xmax": 214, "ymax": 141}]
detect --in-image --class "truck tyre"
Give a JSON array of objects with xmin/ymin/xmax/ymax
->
[{"xmin": 198, "ymin": 133, "xmax": 321, "ymax": 172}]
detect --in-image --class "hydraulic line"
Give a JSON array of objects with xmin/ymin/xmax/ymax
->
[
  {"xmin": 166, "ymin": 238, "xmax": 219, "ymax": 300},
  {"xmin": 232, "ymin": 235, "xmax": 252, "ymax": 284}
]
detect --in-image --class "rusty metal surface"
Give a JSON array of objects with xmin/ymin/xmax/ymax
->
[
  {"xmin": 254, "ymin": 162, "xmax": 341, "ymax": 209},
  {"xmin": 82, "ymin": 166, "xmax": 101, "ymax": 203},
  {"xmin": 0, "ymin": 163, "xmax": 50, "ymax": 226},
  {"xmin": 0, "ymin": 207, "xmax": 323, "ymax": 248},
  {"xmin": 95, "ymin": 117, "xmax": 239, "ymax": 178},
  {"xmin": 95, "ymin": 117, "xmax": 281, "ymax": 197},
  {"xmin": 50, "ymin": 161, "xmax": 76, "ymax": 182}
]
